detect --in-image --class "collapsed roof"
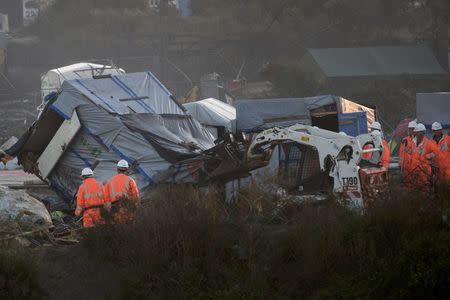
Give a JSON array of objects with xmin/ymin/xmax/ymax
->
[{"xmin": 12, "ymin": 72, "xmax": 217, "ymax": 202}]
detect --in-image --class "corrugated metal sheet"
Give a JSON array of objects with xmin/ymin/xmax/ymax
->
[{"xmin": 308, "ymin": 46, "xmax": 446, "ymax": 77}]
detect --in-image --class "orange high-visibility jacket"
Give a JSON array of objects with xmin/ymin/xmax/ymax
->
[
  {"xmin": 399, "ymin": 136, "xmax": 412, "ymax": 169},
  {"xmin": 399, "ymin": 136, "xmax": 416, "ymax": 186},
  {"xmin": 437, "ymin": 135, "xmax": 450, "ymax": 183},
  {"xmin": 362, "ymin": 139, "xmax": 390, "ymax": 168},
  {"xmin": 362, "ymin": 143, "xmax": 372, "ymax": 160},
  {"xmin": 76, "ymin": 178, "xmax": 106, "ymax": 228},
  {"xmin": 104, "ymin": 174, "xmax": 140, "ymax": 223},
  {"xmin": 410, "ymin": 137, "xmax": 439, "ymax": 190},
  {"xmin": 380, "ymin": 139, "xmax": 391, "ymax": 168}
]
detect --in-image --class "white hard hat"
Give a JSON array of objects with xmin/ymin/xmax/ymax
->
[
  {"xmin": 339, "ymin": 131, "xmax": 347, "ymax": 136},
  {"xmin": 81, "ymin": 168, "xmax": 94, "ymax": 177},
  {"xmin": 414, "ymin": 123, "xmax": 426, "ymax": 132},
  {"xmin": 117, "ymin": 159, "xmax": 129, "ymax": 169},
  {"xmin": 432, "ymin": 122, "xmax": 442, "ymax": 131},
  {"xmin": 408, "ymin": 120, "xmax": 417, "ymax": 129},
  {"xmin": 369, "ymin": 121, "xmax": 382, "ymax": 131}
]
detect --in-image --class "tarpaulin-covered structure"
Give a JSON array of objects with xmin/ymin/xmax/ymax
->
[
  {"xmin": 183, "ymin": 98, "xmax": 236, "ymax": 138},
  {"xmin": 235, "ymin": 95, "xmax": 375, "ymax": 136},
  {"xmin": 10, "ymin": 72, "xmax": 216, "ymax": 203}
]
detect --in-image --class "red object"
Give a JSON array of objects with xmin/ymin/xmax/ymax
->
[
  {"xmin": 76, "ymin": 178, "xmax": 106, "ymax": 228},
  {"xmin": 362, "ymin": 139, "xmax": 390, "ymax": 168},
  {"xmin": 362, "ymin": 143, "xmax": 372, "ymax": 160},
  {"xmin": 360, "ymin": 167, "xmax": 389, "ymax": 207},
  {"xmin": 104, "ymin": 173, "xmax": 140, "ymax": 223},
  {"xmin": 380, "ymin": 139, "xmax": 391, "ymax": 168}
]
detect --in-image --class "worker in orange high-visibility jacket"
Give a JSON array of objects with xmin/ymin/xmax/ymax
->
[
  {"xmin": 399, "ymin": 121, "xmax": 417, "ymax": 187},
  {"xmin": 432, "ymin": 122, "xmax": 450, "ymax": 184},
  {"xmin": 410, "ymin": 123, "xmax": 439, "ymax": 192},
  {"xmin": 75, "ymin": 168, "xmax": 106, "ymax": 228},
  {"xmin": 362, "ymin": 121, "xmax": 391, "ymax": 169},
  {"xmin": 104, "ymin": 160, "xmax": 140, "ymax": 224}
]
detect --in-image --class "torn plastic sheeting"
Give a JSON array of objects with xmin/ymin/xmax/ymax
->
[
  {"xmin": 109, "ymin": 126, "xmax": 171, "ymax": 173},
  {"xmin": 76, "ymin": 104, "xmax": 124, "ymax": 148},
  {"xmin": 121, "ymin": 114, "xmax": 216, "ymax": 163}
]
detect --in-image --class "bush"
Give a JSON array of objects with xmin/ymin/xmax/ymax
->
[
  {"xmin": 0, "ymin": 248, "xmax": 43, "ymax": 299},
  {"xmin": 83, "ymin": 184, "xmax": 450, "ymax": 299}
]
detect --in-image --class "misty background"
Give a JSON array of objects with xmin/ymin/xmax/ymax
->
[{"xmin": 0, "ymin": 0, "xmax": 449, "ymax": 141}]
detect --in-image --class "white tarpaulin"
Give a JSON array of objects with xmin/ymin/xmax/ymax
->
[
  {"xmin": 41, "ymin": 62, "xmax": 125, "ymax": 101},
  {"xmin": 183, "ymin": 98, "xmax": 236, "ymax": 131}
]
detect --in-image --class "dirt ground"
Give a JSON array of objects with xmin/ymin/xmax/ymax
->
[{"xmin": 35, "ymin": 244, "xmax": 123, "ymax": 300}]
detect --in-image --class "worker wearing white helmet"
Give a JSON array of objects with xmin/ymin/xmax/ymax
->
[
  {"xmin": 432, "ymin": 122, "xmax": 443, "ymax": 144},
  {"xmin": 104, "ymin": 159, "xmax": 140, "ymax": 223},
  {"xmin": 431, "ymin": 122, "xmax": 450, "ymax": 185},
  {"xmin": 75, "ymin": 168, "xmax": 106, "ymax": 228},
  {"xmin": 369, "ymin": 121, "xmax": 382, "ymax": 131},
  {"xmin": 410, "ymin": 123, "xmax": 439, "ymax": 192},
  {"xmin": 363, "ymin": 121, "xmax": 390, "ymax": 169},
  {"xmin": 399, "ymin": 120, "xmax": 418, "ymax": 186}
]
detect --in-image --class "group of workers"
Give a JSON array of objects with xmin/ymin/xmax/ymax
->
[
  {"xmin": 75, "ymin": 159, "xmax": 140, "ymax": 228},
  {"xmin": 363, "ymin": 119, "xmax": 449, "ymax": 192},
  {"xmin": 399, "ymin": 121, "xmax": 450, "ymax": 191}
]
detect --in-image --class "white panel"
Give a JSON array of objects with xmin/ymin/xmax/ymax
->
[{"xmin": 37, "ymin": 111, "xmax": 81, "ymax": 179}]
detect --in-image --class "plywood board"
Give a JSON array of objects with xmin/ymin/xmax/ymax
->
[{"xmin": 37, "ymin": 111, "xmax": 81, "ymax": 179}]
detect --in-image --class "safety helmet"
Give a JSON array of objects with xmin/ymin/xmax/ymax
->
[
  {"xmin": 338, "ymin": 131, "xmax": 347, "ymax": 136},
  {"xmin": 117, "ymin": 159, "xmax": 129, "ymax": 169},
  {"xmin": 369, "ymin": 121, "xmax": 382, "ymax": 131},
  {"xmin": 432, "ymin": 122, "xmax": 443, "ymax": 131},
  {"xmin": 414, "ymin": 123, "xmax": 426, "ymax": 133},
  {"xmin": 408, "ymin": 120, "xmax": 417, "ymax": 129},
  {"xmin": 81, "ymin": 168, "xmax": 94, "ymax": 177}
]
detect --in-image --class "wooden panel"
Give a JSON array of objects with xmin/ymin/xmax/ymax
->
[{"xmin": 37, "ymin": 110, "xmax": 81, "ymax": 179}]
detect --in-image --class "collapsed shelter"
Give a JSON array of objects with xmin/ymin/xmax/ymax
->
[{"xmin": 9, "ymin": 72, "xmax": 216, "ymax": 203}]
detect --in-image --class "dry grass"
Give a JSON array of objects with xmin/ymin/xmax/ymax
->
[
  {"xmin": 0, "ymin": 248, "xmax": 43, "ymax": 299},
  {"xmin": 83, "ymin": 183, "xmax": 450, "ymax": 299}
]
